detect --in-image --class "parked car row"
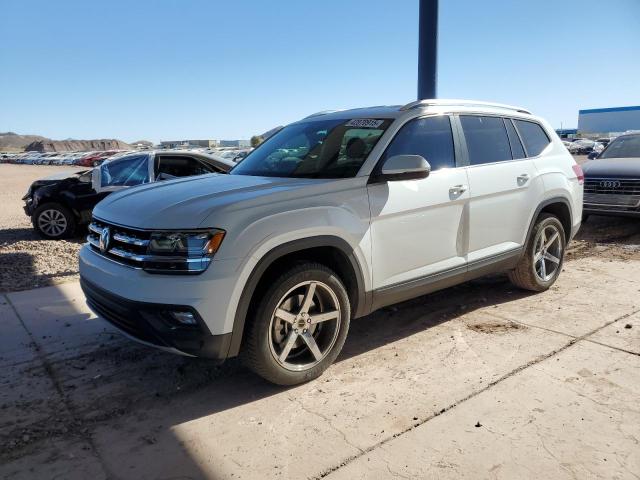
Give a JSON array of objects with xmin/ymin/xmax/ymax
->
[
  {"xmin": 1, "ymin": 150, "xmax": 129, "ymax": 166},
  {"xmin": 2, "ymin": 147, "xmax": 255, "ymax": 167},
  {"xmin": 564, "ymin": 138, "xmax": 608, "ymax": 155}
]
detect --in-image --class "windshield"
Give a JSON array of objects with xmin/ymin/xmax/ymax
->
[
  {"xmin": 231, "ymin": 118, "xmax": 392, "ymax": 178},
  {"xmin": 599, "ymin": 135, "xmax": 640, "ymax": 159}
]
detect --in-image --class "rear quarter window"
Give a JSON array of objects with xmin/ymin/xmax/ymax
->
[
  {"xmin": 460, "ymin": 115, "xmax": 512, "ymax": 165},
  {"xmin": 514, "ymin": 120, "xmax": 550, "ymax": 157}
]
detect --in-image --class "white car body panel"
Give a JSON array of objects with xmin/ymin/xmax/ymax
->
[
  {"xmin": 466, "ymin": 158, "xmax": 543, "ymax": 262},
  {"xmin": 368, "ymin": 168, "xmax": 470, "ymax": 289}
]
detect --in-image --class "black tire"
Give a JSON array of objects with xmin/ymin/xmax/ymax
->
[
  {"xmin": 242, "ymin": 262, "xmax": 351, "ymax": 385},
  {"xmin": 32, "ymin": 203, "xmax": 76, "ymax": 239},
  {"xmin": 508, "ymin": 213, "xmax": 566, "ymax": 292},
  {"xmin": 582, "ymin": 213, "xmax": 589, "ymax": 223}
]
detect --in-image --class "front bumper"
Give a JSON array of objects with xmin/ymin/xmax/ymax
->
[
  {"xmin": 583, "ymin": 205, "xmax": 640, "ymax": 218},
  {"xmin": 81, "ymin": 278, "xmax": 231, "ymax": 360},
  {"xmin": 23, "ymin": 199, "xmax": 35, "ymax": 217}
]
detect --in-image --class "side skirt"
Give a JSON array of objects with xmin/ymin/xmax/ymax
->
[{"xmin": 370, "ymin": 247, "xmax": 522, "ymax": 312}]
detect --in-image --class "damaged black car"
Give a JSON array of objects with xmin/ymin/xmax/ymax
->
[{"xmin": 23, "ymin": 150, "xmax": 233, "ymax": 239}]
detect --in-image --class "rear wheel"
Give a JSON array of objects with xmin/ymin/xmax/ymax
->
[
  {"xmin": 32, "ymin": 203, "xmax": 76, "ymax": 239},
  {"xmin": 242, "ymin": 263, "xmax": 350, "ymax": 385},
  {"xmin": 508, "ymin": 213, "xmax": 565, "ymax": 292}
]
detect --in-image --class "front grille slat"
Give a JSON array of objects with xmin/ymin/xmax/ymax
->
[{"xmin": 87, "ymin": 220, "xmax": 151, "ymax": 268}]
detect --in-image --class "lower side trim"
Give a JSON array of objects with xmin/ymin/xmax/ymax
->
[{"xmin": 371, "ymin": 247, "xmax": 522, "ymax": 311}]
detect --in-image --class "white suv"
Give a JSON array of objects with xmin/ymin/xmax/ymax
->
[{"xmin": 80, "ymin": 99, "xmax": 584, "ymax": 385}]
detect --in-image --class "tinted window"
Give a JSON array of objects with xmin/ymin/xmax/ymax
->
[
  {"xmin": 504, "ymin": 119, "xmax": 526, "ymax": 159},
  {"xmin": 382, "ymin": 115, "xmax": 455, "ymax": 171},
  {"xmin": 514, "ymin": 120, "xmax": 550, "ymax": 157},
  {"xmin": 460, "ymin": 116, "xmax": 512, "ymax": 165},
  {"xmin": 157, "ymin": 156, "xmax": 214, "ymax": 178},
  {"xmin": 100, "ymin": 154, "xmax": 149, "ymax": 187}
]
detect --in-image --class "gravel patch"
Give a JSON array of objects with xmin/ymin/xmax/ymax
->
[{"xmin": 0, "ymin": 164, "xmax": 83, "ymax": 293}]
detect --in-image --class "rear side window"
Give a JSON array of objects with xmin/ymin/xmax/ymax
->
[
  {"xmin": 514, "ymin": 120, "xmax": 550, "ymax": 157},
  {"xmin": 460, "ymin": 116, "xmax": 512, "ymax": 165},
  {"xmin": 382, "ymin": 115, "xmax": 455, "ymax": 171},
  {"xmin": 157, "ymin": 156, "xmax": 215, "ymax": 178},
  {"xmin": 504, "ymin": 119, "xmax": 526, "ymax": 160}
]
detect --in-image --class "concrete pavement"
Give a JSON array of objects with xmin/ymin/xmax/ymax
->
[{"xmin": 1, "ymin": 256, "xmax": 639, "ymax": 479}]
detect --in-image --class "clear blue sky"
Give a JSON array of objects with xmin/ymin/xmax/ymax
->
[{"xmin": 1, "ymin": 0, "xmax": 638, "ymax": 143}]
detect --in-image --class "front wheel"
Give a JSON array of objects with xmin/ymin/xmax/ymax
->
[
  {"xmin": 508, "ymin": 213, "xmax": 566, "ymax": 292},
  {"xmin": 242, "ymin": 263, "xmax": 351, "ymax": 385},
  {"xmin": 32, "ymin": 203, "xmax": 76, "ymax": 239}
]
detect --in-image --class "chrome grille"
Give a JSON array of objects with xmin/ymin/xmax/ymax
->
[
  {"xmin": 87, "ymin": 219, "xmax": 152, "ymax": 268},
  {"xmin": 584, "ymin": 177, "xmax": 640, "ymax": 210}
]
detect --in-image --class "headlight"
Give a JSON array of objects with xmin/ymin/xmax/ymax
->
[{"xmin": 144, "ymin": 229, "xmax": 225, "ymax": 274}]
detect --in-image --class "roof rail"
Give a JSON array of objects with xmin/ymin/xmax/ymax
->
[
  {"xmin": 303, "ymin": 109, "xmax": 343, "ymax": 119},
  {"xmin": 400, "ymin": 99, "xmax": 531, "ymax": 115}
]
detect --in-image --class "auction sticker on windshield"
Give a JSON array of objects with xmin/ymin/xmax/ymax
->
[{"xmin": 345, "ymin": 119, "xmax": 385, "ymax": 129}]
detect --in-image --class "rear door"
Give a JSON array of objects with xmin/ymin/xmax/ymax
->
[{"xmin": 461, "ymin": 115, "xmax": 544, "ymax": 263}]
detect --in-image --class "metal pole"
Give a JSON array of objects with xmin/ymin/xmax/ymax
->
[{"xmin": 417, "ymin": 0, "xmax": 438, "ymax": 100}]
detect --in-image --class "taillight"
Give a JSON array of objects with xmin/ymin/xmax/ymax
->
[{"xmin": 572, "ymin": 164, "xmax": 584, "ymax": 185}]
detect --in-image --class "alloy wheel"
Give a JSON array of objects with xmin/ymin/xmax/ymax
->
[
  {"xmin": 37, "ymin": 209, "xmax": 68, "ymax": 237},
  {"xmin": 268, "ymin": 280, "xmax": 341, "ymax": 371},
  {"xmin": 533, "ymin": 224, "xmax": 562, "ymax": 282}
]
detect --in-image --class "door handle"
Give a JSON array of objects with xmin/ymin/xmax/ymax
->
[
  {"xmin": 517, "ymin": 173, "xmax": 530, "ymax": 184},
  {"xmin": 449, "ymin": 184, "xmax": 468, "ymax": 196}
]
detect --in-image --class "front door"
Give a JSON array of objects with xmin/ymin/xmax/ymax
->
[{"xmin": 367, "ymin": 115, "xmax": 470, "ymax": 292}]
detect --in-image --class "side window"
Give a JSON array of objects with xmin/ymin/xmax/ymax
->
[
  {"xmin": 100, "ymin": 155, "xmax": 149, "ymax": 187},
  {"xmin": 157, "ymin": 156, "xmax": 213, "ymax": 178},
  {"xmin": 382, "ymin": 115, "xmax": 455, "ymax": 171},
  {"xmin": 504, "ymin": 118, "xmax": 526, "ymax": 159},
  {"xmin": 514, "ymin": 120, "xmax": 551, "ymax": 157},
  {"xmin": 460, "ymin": 115, "xmax": 512, "ymax": 165}
]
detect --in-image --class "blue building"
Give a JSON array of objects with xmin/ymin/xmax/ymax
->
[{"xmin": 578, "ymin": 106, "xmax": 640, "ymax": 134}]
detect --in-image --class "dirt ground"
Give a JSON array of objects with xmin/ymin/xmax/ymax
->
[
  {"xmin": 1, "ymin": 257, "xmax": 638, "ymax": 479},
  {"xmin": 1, "ymin": 160, "xmax": 639, "ymax": 293}
]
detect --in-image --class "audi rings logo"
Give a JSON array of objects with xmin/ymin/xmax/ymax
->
[{"xmin": 600, "ymin": 180, "xmax": 621, "ymax": 189}]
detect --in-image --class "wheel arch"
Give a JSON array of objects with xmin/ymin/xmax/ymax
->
[
  {"xmin": 227, "ymin": 236, "xmax": 369, "ymax": 358},
  {"xmin": 524, "ymin": 197, "xmax": 573, "ymax": 250}
]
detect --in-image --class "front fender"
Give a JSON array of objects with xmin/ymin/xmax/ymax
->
[{"xmin": 219, "ymin": 206, "xmax": 372, "ymax": 358}]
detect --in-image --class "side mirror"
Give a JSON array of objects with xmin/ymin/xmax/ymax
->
[
  {"xmin": 587, "ymin": 151, "xmax": 599, "ymax": 160},
  {"xmin": 378, "ymin": 154, "xmax": 431, "ymax": 181}
]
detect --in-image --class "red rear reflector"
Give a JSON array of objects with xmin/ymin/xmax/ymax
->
[{"xmin": 572, "ymin": 164, "xmax": 584, "ymax": 185}]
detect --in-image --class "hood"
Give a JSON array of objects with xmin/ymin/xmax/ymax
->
[
  {"xmin": 38, "ymin": 170, "xmax": 86, "ymax": 182},
  {"xmin": 92, "ymin": 173, "xmax": 330, "ymax": 229},
  {"xmin": 582, "ymin": 158, "xmax": 640, "ymax": 179}
]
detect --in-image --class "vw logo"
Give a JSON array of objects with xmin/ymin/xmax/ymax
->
[
  {"xmin": 99, "ymin": 227, "xmax": 111, "ymax": 253},
  {"xmin": 600, "ymin": 180, "xmax": 621, "ymax": 188}
]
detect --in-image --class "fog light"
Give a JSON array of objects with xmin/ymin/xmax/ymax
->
[{"xmin": 170, "ymin": 311, "xmax": 197, "ymax": 326}]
